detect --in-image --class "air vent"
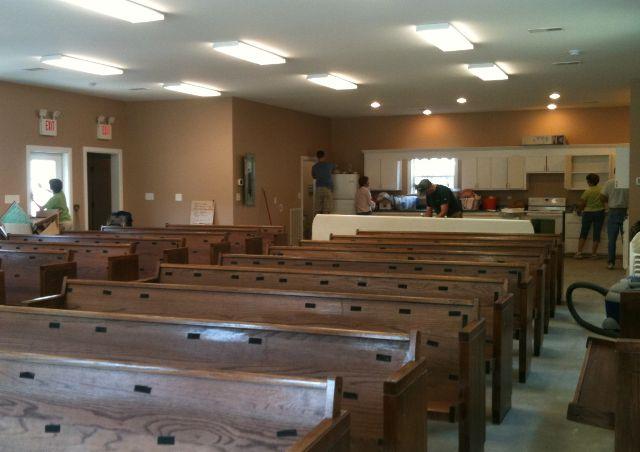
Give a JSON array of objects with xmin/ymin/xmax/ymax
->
[
  {"xmin": 528, "ymin": 27, "xmax": 563, "ymax": 33},
  {"xmin": 552, "ymin": 60, "xmax": 582, "ymax": 66},
  {"xmin": 23, "ymin": 67, "xmax": 47, "ymax": 72}
]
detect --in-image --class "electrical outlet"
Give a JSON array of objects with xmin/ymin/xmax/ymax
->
[
  {"xmin": 4, "ymin": 195, "xmax": 20, "ymax": 204},
  {"xmin": 636, "ymin": 177, "xmax": 640, "ymax": 186}
]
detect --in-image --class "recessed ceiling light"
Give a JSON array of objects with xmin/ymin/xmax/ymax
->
[
  {"xmin": 163, "ymin": 82, "xmax": 221, "ymax": 97},
  {"xmin": 306, "ymin": 74, "xmax": 357, "ymax": 90},
  {"xmin": 370, "ymin": 101, "xmax": 381, "ymax": 109},
  {"xmin": 467, "ymin": 63, "xmax": 508, "ymax": 81},
  {"xmin": 416, "ymin": 23, "xmax": 473, "ymax": 52},
  {"xmin": 212, "ymin": 41, "xmax": 286, "ymax": 65},
  {"xmin": 59, "ymin": 0, "xmax": 164, "ymax": 23},
  {"xmin": 549, "ymin": 92, "xmax": 561, "ymax": 100},
  {"xmin": 41, "ymin": 54, "xmax": 123, "ymax": 75},
  {"xmin": 547, "ymin": 103, "xmax": 557, "ymax": 110},
  {"xmin": 422, "ymin": 109, "xmax": 432, "ymax": 116},
  {"xmin": 527, "ymin": 27, "xmax": 563, "ymax": 33},
  {"xmin": 456, "ymin": 97, "xmax": 467, "ymax": 104}
]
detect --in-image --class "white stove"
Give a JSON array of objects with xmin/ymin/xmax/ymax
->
[{"xmin": 526, "ymin": 197, "xmax": 566, "ymax": 235}]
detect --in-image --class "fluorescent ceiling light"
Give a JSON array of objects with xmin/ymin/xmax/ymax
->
[
  {"xmin": 307, "ymin": 74, "xmax": 357, "ymax": 90},
  {"xmin": 163, "ymin": 82, "xmax": 221, "ymax": 97},
  {"xmin": 370, "ymin": 101, "xmax": 381, "ymax": 109},
  {"xmin": 456, "ymin": 97, "xmax": 467, "ymax": 104},
  {"xmin": 59, "ymin": 0, "xmax": 164, "ymax": 23},
  {"xmin": 467, "ymin": 63, "xmax": 508, "ymax": 81},
  {"xmin": 549, "ymin": 92, "xmax": 561, "ymax": 100},
  {"xmin": 547, "ymin": 103, "xmax": 557, "ymax": 110},
  {"xmin": 416, "ymin": 23, "xmax": 473, "ymax": 52},
  {"xmin": 41, "ymin": 54, "xmax": 123, "ymax": 75},
  {"xmin": 422, "ymin": 109, "xmax": 432, "ymax": 116},
  {"xmin": 212, "ymin": 41, "xmax": 286, "ymax": 65}
]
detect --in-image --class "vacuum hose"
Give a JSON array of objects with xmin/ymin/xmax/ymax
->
[{"xmin": 565, "ymin": 282, "xmax": 619, "ymax": 338}]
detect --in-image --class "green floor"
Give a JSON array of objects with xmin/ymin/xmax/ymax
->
[{"xmin": 428, "ymin": 257, "xmax": 623, "ymax": 451}]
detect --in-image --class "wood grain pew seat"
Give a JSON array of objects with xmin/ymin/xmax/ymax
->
[
  {"xmin": 151, "ymin": 262, "xmax": 512, "ymax": 423},
  {"xmin": 222, "ymin": 252, "xmax": 536, "ymax": 382},
  {"xmin": 102, "ymin": 225, "xmax": 260, "ymax": 256},
  {"xmin": 165, "ymin": 223, "xmax": 288, "ymax": 253},
  {"xmin": 27, "ymin": 279, "xmax": 486, "ymax": 452},
  {"xmin": 0, "ymin": 250, "xmax": 76, "ymax": 305},
  {"xmin": 0, "ymin": 350, "xmax": 348, "ymax": 451},
  {"xmin": 271, "ymin": 245, "xmax": 549, "ymax": 361},
  {"xmin": 355, "ymin": 230, "xmax": 563, "ymax": 310},
  {"xmin": 0, "ymin": 305, "xmax": 426, "ymax": 451},
  {"xmin": 9, "ymin": 234, "xmax": 187, "ymax": 279},
  {"xmin": 0, "ymin": 241, "xmax": 137, "ymax": 281}
]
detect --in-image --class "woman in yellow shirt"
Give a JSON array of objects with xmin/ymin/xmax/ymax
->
[
  {"xmin": 32, "ymin": 179, "xmax": 73, "ymax": 231},
  {"xmin": 575, "ymin": 173, "xmax": 604, "ymax": 258}
]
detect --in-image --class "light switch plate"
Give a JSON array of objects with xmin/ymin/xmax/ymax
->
[
  {"xmin": 145, "ymin": 193, "xmax": 155, "ymax": 201},
  {"xmin": 4, "ymin": 195, "xmax": 20, "ymax": 204},
  {"xmin": 636, "ymin": 177, "xmax": 640, "ymax": 186},
  {"xmin": 175, "ymin": 193, "xmax": 183, "ymax": 202},
  {"xmin": 235, "ymin": 192, "xmax": 241, "ymax": 201}
]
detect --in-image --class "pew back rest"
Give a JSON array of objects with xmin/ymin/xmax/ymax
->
[{"xmin": 0, "ymin": 350, "xmax": 342, "ymax": 450}]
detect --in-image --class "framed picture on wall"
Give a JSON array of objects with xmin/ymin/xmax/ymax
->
[{"xmin": 243, "ymin": 153, "xmax": 256, "ymax": 206}]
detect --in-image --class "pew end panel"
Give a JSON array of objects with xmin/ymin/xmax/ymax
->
[
  {"xmin": 40, "ymin": 262, "xmax": 77, "ymax": 297},
  {"xmin": 0, "ymin": 270, "xmax": 4, "ymax": 305},
  {"xmin": 518, "ymin": 273, "xmax": 535, "ymax": 380},
  {"xmin": 245, "ymin": 236, "xmax": 264, "ymax": 255},
  {"xmin": 383, "ymin": 356, "xmax": 429, "ymax": 452},
  {"xmin": 459, "ymin": 318, "xmax": 487, "ymax": 452},
  {"xmin": 107, "ymin": 254, "xmax": 140, "ymax": 281},
  {"xmin": 615, "ymin": 339, "xmax": 640, "ymax": 452},
  {"xmin": 163, "ymin": 247, "xmax": 189, "ymax": 264},
  {"xmin": 211, "ymin": 242, "xmax": 231, "ymax": 265},
  {"xmin": 293, "ymin": 411, "xmax": 351, "ymax": 452},
  {"xmin": 492, "ymin": 293, "xmax": 514, "ymax": 424}
]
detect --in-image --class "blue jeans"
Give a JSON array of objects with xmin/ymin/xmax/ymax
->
[
  {"xmin": 580, "ymin": 210, "xmax": 605, "ymax": 242},
  {"xmin": 607, "ymin": 208, "xmax": 627, "ymax": 264}
]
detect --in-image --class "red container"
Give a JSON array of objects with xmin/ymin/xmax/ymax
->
[{"xmin": 482, "ymin": 196, "xmax": 498, "ymax": 211}]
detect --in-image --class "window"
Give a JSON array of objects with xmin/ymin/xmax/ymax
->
[
  {"xmin": 26, "ymin": 146, "xmax": 72, "ymax": 218},
  {"xmin": 409, "ymin": 158, "xmax": 457, "ymax": 193}
]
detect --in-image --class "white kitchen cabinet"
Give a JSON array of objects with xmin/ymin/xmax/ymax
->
[
  {"xmin": 507, "ymin": 156, "xmax": 526, "ymax": 189},
  {"xmin": 525, "ymin": 155, "xmax": 547, "ymax": 173},
  {"xmin": 564, "ymin": 212, "xmax": 623, "ymax": 255},
  {"xmin": 459, "ymin": 157, "xmax": 478, "ymax": 189},
  {"xmin": 476, "ymin": 158, "xmax": 492, "ymax": 189},
  {"xmin": 380, "ymin": 157, "xmax": 402, "ymax": 190},
  {"xmin": 364, "ymin": 155, "xmax": 381, "ymax": 189},
  {"xmin": 490, "ymin": 157, "xmax": 509, "ymax": 189},
  {"xmin": 546, "ymin": 154, "xmax": 566, "ymax": 172}
]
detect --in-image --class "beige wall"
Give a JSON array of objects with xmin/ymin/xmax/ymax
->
[
  {"xmin": 630, "ymin": 81, "xmax": 640, "ymax": 224},
  {"xmin": 123, "ymin": 98, "xmax": 234, "ymax": 226},
  {"xmin": 232, "ymin": 98, "xmax": 331, "ymax": 227},
  {"xmin": 0, "ymin": 81, "xmax": 126, "ymax": 228},
  {"xmin": 331, "ymin": 107, "xmax": 630, "ymax": 174}
]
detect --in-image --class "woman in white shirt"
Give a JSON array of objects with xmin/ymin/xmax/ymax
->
[{"xmin": 355, "ymin": 176, "xmax": 376, "ymax": 215}]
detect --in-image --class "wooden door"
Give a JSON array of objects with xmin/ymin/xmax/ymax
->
[{"xmin": 87, "ymin": 153, "xmax": 112, "ymax": 231}]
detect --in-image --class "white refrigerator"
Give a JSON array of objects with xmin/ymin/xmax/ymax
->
[{"xmin": 331, "ymin": 174, "xmax": 359, "ymax": 215}]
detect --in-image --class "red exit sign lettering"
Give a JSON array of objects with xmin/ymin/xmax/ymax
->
[
  {"xmin": 39, "ymin": 118, "xmax": 57, "ymax": 136},
  {"xmin": 97, "ymin": 124, "xmax": 112, "ymax": 140}
]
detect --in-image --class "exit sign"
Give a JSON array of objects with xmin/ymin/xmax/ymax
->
[
  {"xmin": 97, "ymin": 123, "xmax": 112, "ymax": 140},
  {"xmin": 39, "ymin": 118, "xmax": 57, "ymax": 136}
]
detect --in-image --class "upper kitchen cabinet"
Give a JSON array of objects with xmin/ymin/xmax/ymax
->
[
  {"xmin": 564, "ymin": 153, "xmax": 615, "ymax": 190},
  {"xmin": 364, "ymin": 154, "xmax": 402, "ymax": 191},
  {"xmin": 524, "ymin": 153, "xmax": 566, "ymax": 173},
  {"xmin": 507, "ymin": 156, "xmax": 526, "ymax": 189},
  {"xmin": 459, "ymin": 157, "xmax": 478, "ymax": 190},
  {"xmin": 471, "ymin": 156, "xmax": 526, "ymax": 190}
]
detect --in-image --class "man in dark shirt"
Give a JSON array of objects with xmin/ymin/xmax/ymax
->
[
  {"xmin": 311, "ymin": 150, "xmax": 336, "ymax": 214},
  {"xmin": 416, "ymin": 179, "xmax": 463, "ymax": 218}
]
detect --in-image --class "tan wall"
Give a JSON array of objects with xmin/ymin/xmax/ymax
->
[
  {"xmin": 0, "ymin": 81, "xmax": 126, "ymax": 228},
  {"xmin": 232, "ymin": 98, "xmax": 331, "ymax": 227},
  {"xmin": 630, "ymin": 80, "xmax": 640, "ymax": 225},
  {"xmin": 331, "ymin": 107, "xmax": 630, "ymax": 174},
  {"xmin": 124, "ymin": 98, "xmax": 234, "ymax": 226}
]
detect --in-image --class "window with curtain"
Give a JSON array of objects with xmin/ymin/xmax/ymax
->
[{"xmin": 409, "ymin": 158, "xmax": 457, "ymax": 193}]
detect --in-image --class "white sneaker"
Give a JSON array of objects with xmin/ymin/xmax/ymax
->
[
  {"xmin": 607, "ymin": 262, "xmax": 614, "ymax": 270},
  {"xmin": 574, "ymin": 252, "xmax": 584, "ymax": 259}
]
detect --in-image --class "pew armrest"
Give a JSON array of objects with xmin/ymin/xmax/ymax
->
[
  {"xmin": 293, "ymin": 410, "xmax": 351, "ymax": 452},
  {"xmin": 40, "ymin": 262, "xmax": 77, "ymax": 297},
  {"xmin": 383, "ymin": 356, "xmax": 429, "ymax": 452}
]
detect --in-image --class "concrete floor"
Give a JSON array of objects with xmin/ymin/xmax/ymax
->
[{"xmin": 428, "ymin": 256, "xmax": 623, "ymax": 451}]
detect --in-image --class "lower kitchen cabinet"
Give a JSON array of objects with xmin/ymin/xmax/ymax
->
[{"xmin": 564, "ymin": 212, "xmax": 623, "ymax": 256}]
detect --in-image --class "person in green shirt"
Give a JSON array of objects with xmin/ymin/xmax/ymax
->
[
  {"xmin": 575, "ymin": 173, "xmax": 604, "ymax": 259},
  {"xmin": 32, "ymin": 178, "xmax": 73, "ymax": 231}
]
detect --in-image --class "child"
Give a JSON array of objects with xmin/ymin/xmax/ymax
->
[{"xmin": 355, "ymin": 176, "xmax": 375, "ymax": 215}]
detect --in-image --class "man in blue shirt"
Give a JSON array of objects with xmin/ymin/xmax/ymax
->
[{"xmin": 311, "ymin": 150, "xmax": 336, "ymax": 214}]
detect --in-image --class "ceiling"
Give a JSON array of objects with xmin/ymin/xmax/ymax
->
[{"xmin": 1, "ymin": 0, "xmax": 639, "ymax": 117}]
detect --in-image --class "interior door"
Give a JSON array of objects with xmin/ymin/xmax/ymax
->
[
  {"xmin": 87, "ymin": 153, "xmax": 112, "ymax": 230},
  {"xmin": 29, "ymin": 152, "xmax": 63, "ymax": 216}
]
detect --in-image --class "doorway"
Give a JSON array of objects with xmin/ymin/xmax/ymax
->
[
  {"xmin": 83, "ymin": 147, "xmax": 123, "ymax": 230},
  {"xmin": 300, "ymin": 156, "xmax": 316, "ymax": 239},
  {"xmin": 26, "ymin": 146, "xmax": 73, "ymax": 219}
]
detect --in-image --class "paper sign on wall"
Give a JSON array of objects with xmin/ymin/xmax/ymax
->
[{"xmin": 190, "ymin": 200, "xmax": 215, "ymax": 225}]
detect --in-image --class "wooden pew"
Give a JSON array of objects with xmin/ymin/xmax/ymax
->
[
  {"xmin": 0, "ymin": 350, "xmax": 349, "ymax": 451},
  {"xmin": 355, "ymin": 230, "xmax": 564, "ymax": 308},
  {"xmin": 0, "ymin": 270, "xmax": 5, "ymax": 304},
  {"xmin": 0, "ymin": 305, "xmax": 426, "ymax": 451},
  {"xmin": 0, "ymin": 250, "xmax": 76, "ymax": 305},
  {"xmin": 567, "ymin": 292, "xmax": 640, "ymax": 452},
  {"xmin": 102, "ymin": 225, "xmax": 260, "ymax": 256},
  {"xmin": 30, "ymin": 279, "xmax": 486, "ymax": 451},
  {"xmin": 272, "ymin": 244, "xmax": 549, "ymax": 355},
  {"xmin": 10, "ymin": 234, "xmax": 187, "ymax": 279},
  {"xmin": 222, "ymin": 252, "xmax": 536, "ymax": 381},
  {"xmin": 0, "ymin": 241, "xmax": 137, "ymax": 281},
  {"xmin": 166, "ymin": 223, "xmax": 288, "ymax": 252}
]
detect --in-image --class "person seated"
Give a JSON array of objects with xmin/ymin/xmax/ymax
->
[
  {"xmin": 355, "ymin": 176, "xmax": 376, "ymax": 215},
  {"xmin": 32, "ymin": 178, "xmax": 73, "ymax": 231}
]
